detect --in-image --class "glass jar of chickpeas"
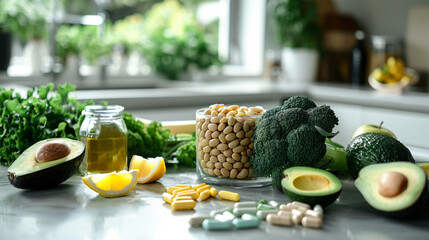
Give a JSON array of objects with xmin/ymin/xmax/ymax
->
[{"xmin": 195, "ymin": 104, "xmax": 271, "ymax": 187}]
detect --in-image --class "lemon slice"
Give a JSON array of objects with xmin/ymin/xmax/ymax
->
[
  {"xmin": 82, "ymin": 169, "xmax": 139, "ymax": 198},
  {"xmin": 129, "ymin": 156, "xmax": 166, "ymax": 184}
]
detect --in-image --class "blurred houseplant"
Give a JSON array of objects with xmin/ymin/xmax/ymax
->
[
  {"xmin": 272, "ymin": 0, "xmax": 322, "ymax": 85},
  {"xmin": 0, "ymin": 0, "xmax": 52, "ymax": 75},
  {"xmin": 56, "ymin": 24, "xmax": 113, "ymax": 77},
  {"xmin": 140, "ymin": 0, "xmax": 221, "ymax": 80}
]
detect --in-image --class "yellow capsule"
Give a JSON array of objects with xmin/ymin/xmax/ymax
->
[
  {"xmin": 171, "ymin": 200, "xmax": 196, "ymax": 211},
  {"xmin": 172, "ymin": 186, "xmax": 192, "ymax": 196},
  {"xmin": 174, "ymin": 184, "xmax": 192, "ymax": 188},
  {"xmin": 176, "ymin": 191, "xmax": 199, "ymax": 200},
  {"xmin": 167, "ymin": 186, "xmax": 180, "ymax": 194},
  {"xmin": 218, "ymin": 190, "xmax": 240, "ymax": 202},
  {"xmin": 196, "ymin": 185, "xmax": 211, "ymax": 194},
  {"xmin": 193, "ymin": 183, "xmax": 206, "ymax": 190},
  {"xmin": 174, "ymin": 195, "xmax": 193, "ymax": 201},
  {"xmin": 162, "ymin": 192, "xmax": 174, "ymax": 204},
  {"xmin": 199, "ymin": 189, "xmax": 211, "ymax": 201},
  {"xmin": 210, "ymin": 187, "xmax": 218, "ymax": 197}
]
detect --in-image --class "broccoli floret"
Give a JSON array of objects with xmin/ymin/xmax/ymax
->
[
  {"xmin": 275, "ymin": 108, "xmax": 308, "ymax": 134},
  {"xmin": 271, "ymin": 165, "xmax": 290, "ymax": 192},
  {"xmin": 250, "ymin": 139, "xmax": 288, "ymax": 177},
  {"xmin": 258, "ymin": 106, "xmax": 282, "ymax": 122},
  {"xmin": 307, "ymin": 105, "xmax": 339, "ymax": 133},
  {"xmin": 282, "ymin": 96, "xmax": 316, "ymax": 110},
  {"xmin": 286, "ymin": 124, "xmax": 326, "ymax": 167},
  {"xmin": 254, "ymin": 117, "xmax": 284, "ymax": 142}
]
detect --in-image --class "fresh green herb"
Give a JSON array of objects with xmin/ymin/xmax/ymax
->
[
  {"xmin": 0, "ymin": 83, "xmax": 93, "ymax": 166},
  {"xmin": 250, "ymin": 96, "xmax": 339, "ymax": 191},
  {"xmin": 123, "ymin": 112, "xmax": 171, "ymax": 161}
]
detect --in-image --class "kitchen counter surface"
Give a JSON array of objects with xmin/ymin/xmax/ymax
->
[{"xmin": 1, "ymin": 167, "xmax": 428, "ymax": 240}]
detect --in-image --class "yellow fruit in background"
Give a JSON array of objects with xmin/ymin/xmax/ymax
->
[
  {"xmin": 129, "ymin": 156, "xmax": 166, "ymax": 184},
  {"xmin": 387, "ymin": 56, "xmax": 405, "ymax": 78},
  {"xmin": 82, "ymin": 169, "xmax": 139, "ymax": 198},
  {"xmin": 372, "ymin": 68, "xmax": 388, "ymax": 83}
]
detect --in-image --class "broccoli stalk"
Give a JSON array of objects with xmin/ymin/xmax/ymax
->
[{"xmin": 250, "ymin": 96, "xmax": 339, "ymax": 191}]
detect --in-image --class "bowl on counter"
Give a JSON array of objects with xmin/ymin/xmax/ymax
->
[{"xmin": 369, "ymin": 67, "xmax": 419, "ymax": 94}]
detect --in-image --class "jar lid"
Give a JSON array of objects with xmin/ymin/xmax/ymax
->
[{"xmin": 83, "ymin": 105, "xmax": 124, "ymax": 118}]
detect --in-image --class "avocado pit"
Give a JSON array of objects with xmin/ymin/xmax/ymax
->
[
  {"xmin": 35, "ymin": 141, "xmax": 71, "ymax": 163},
  {"xmin": 378, "ymin": 171, "xmax": 408, "ymax": 198}
]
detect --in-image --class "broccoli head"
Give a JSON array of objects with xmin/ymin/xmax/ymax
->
[
  {"xmin": 258, "ymin": 106, "xmax": 282, "ymax": 122},
  {"xmin": 282, "ymin": 96, "xmax": 316, "ymax": 110},
  {"xmin": 275, "ymin": 108, "xmax": 309, "ymax": 134},
  {"xmin": 250, "ymin": 139, "xmax": 288, "ymax": 177},
  {"xmin": 250, "ymin": 95, "xmax": 339, "ymax": 189},
  {"xmin": 286, "ymin": 124, "xmax": 326, "ymax": 167},
  {"xmin": 307, "ymin": 105, "xmax": 339, "ymax": 133}
]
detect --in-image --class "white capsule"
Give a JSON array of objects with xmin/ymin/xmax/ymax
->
[
  {"xmin": 266, "ymin": 213, "xmax": 293, "ymax": 226},
  {"xmin": 256, "ymin": 209, "xmax": 279, "ymax": 220},
  {"xmin": 302, "ymin": 216, "xmax": 323, "ymax": 228},
  {"xmin": 189, "ymin": 215, "xmax": 211, "ymax": 226}
]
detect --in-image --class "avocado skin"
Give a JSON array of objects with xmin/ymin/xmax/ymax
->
[
  {"xmin": 346, "ymin": 133, "xmax": 414, "ymax": 179},
  {"xmin": 7, "ymin": 147, "xmax": 84, "ymax": 189}
]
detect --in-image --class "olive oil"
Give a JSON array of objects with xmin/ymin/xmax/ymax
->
[
  {"xmin": 79, "ymin": 105, "xmax": 128, "ymax": 175},
  {"xmin": 85, "ymin": 123, "xmax": 127, "ymax": 173}
]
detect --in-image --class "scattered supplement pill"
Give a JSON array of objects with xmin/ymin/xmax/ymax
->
[
  {"xmin": 292, "ymin": 201, "xmax": 311, "ymax": 210},
  {"xmin": 241, "ymin": 213, "xmax": 260, "ymax": 221},
  {"xmin": 189, "ymin": 216, "xmax": 211, "ymax": 226},
  {"xmin": 232, "ymin": 216, "xmax": 260, "ymax": 229},
  {"xmin": 234, "ymin": 201, "xmax": 257, "ymax": 208},
  {"xmin": 167, "ymin": 186, "xmax": 180, "ymax": 194},
  {"xmin": 314, "ymin": 204, "xmax": 323, "ymax": 215},
  {"xmin": 171, "ymin": 200, "xmax": 196, "ymax": 211},
  {"xmin": 202, "ymin": 219, "xmax": 233, "ymax": 231},
  {"xmin": 175, "ymin": 184, "xmax": 192, "ymax": 188},
  {"xmin": 172, "ymin": 186, "xmax": 192, "ymax": 196},
  {"xmin": 174, "ymin": 195, "xmax": 193, "ymax": 201},
  {"xmin": 199, "ymin": 189, "xmax": 211, "ymax": 201},
  {"xmin": 222, "ymin": 211, "xmax": 236, "ymax": 221},
  {"xmin": 258, "ymin": 199, "xmax": 268, "ymax": 205},
  {"xmin": 302, "ymin": 216, "xmax": 323, "ymax": 228},
  {"xmin": 266, "ymin": 213, "xmax": 293, "ymax": 226},
  {"xmin": 292, "ymin": 213, "xmax": 304, "ymax": 225},
  {"xmin": 279, "ymin": 204, "xmax": 294, "ymax": 211},
  {"xmin": 196, "ymin": 185, "xmax": 211, "ymax": 194},
  {"xmin": 305, "ymin": 209, "xmax": 322, "ymax": 218},
  {"xmin": 210, "ymin": 187, "xmax": 218, "ymax": 197},
  {"xmin": 233, "ymin": 207, "xmax": 258, "ymax": 217},
  {"xmin": 176, "ymin": 191, "xmax": 198, "ymax": 200},
  {"xmin": 218, "ymin": 190, "xmax": 240, "ymax": 202},
  {"xmin": 257, "ymin": 209, "xmax": 279, "ymax": 220},
  {"xmin": 277, "ymin": 210, "xmax": 293, "ymax": 217},
  {"xmin": 257, "ymin": 203, "xmax": 275, "ymax": 210},
  {"xmin": 268, "ymin": 200, "xmax": 280, "ymax": 209},
  {"xmin": 210, "ymin": 207, "xmax": 233, "ymax": 217},
  {"xmin": 214, "ymin": 214, "xmax": 234, "ymax": 223},
  {"xmin": 162, "ymin": 192, "xmax": 174, "ymax": 204},
  {"xmin": 193, "ymin": 183, "xmax": 206, "ymax": 190}
]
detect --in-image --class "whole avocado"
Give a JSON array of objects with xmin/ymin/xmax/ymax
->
[{"xmin": 346, "ymin": 132, "xmax": 415, "ymax": 179}]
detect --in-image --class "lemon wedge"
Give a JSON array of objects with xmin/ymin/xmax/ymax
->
[
  {"xmin": 82, "ymin": 169, "xmax": 139, "ymax": 198},
  {"xmin": 129, "ymin": 156, "xmax": 166, "ymax": 184}
]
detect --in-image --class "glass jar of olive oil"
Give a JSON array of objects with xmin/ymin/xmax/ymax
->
[{"xmin": 79, "ymin": 105, "xmax": 127, "ymax": 175}]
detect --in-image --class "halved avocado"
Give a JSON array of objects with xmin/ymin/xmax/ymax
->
[
  {"xmin": 354, "ymin": 162, "xmax": 428, "ymax": 218},
  {"xmin": 281, "ymin": 166, "xmax": 342, "ymax": 207},
  {"xmin": 7, "ymin": 138, "xmax": 85, "ymax": 189}
]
